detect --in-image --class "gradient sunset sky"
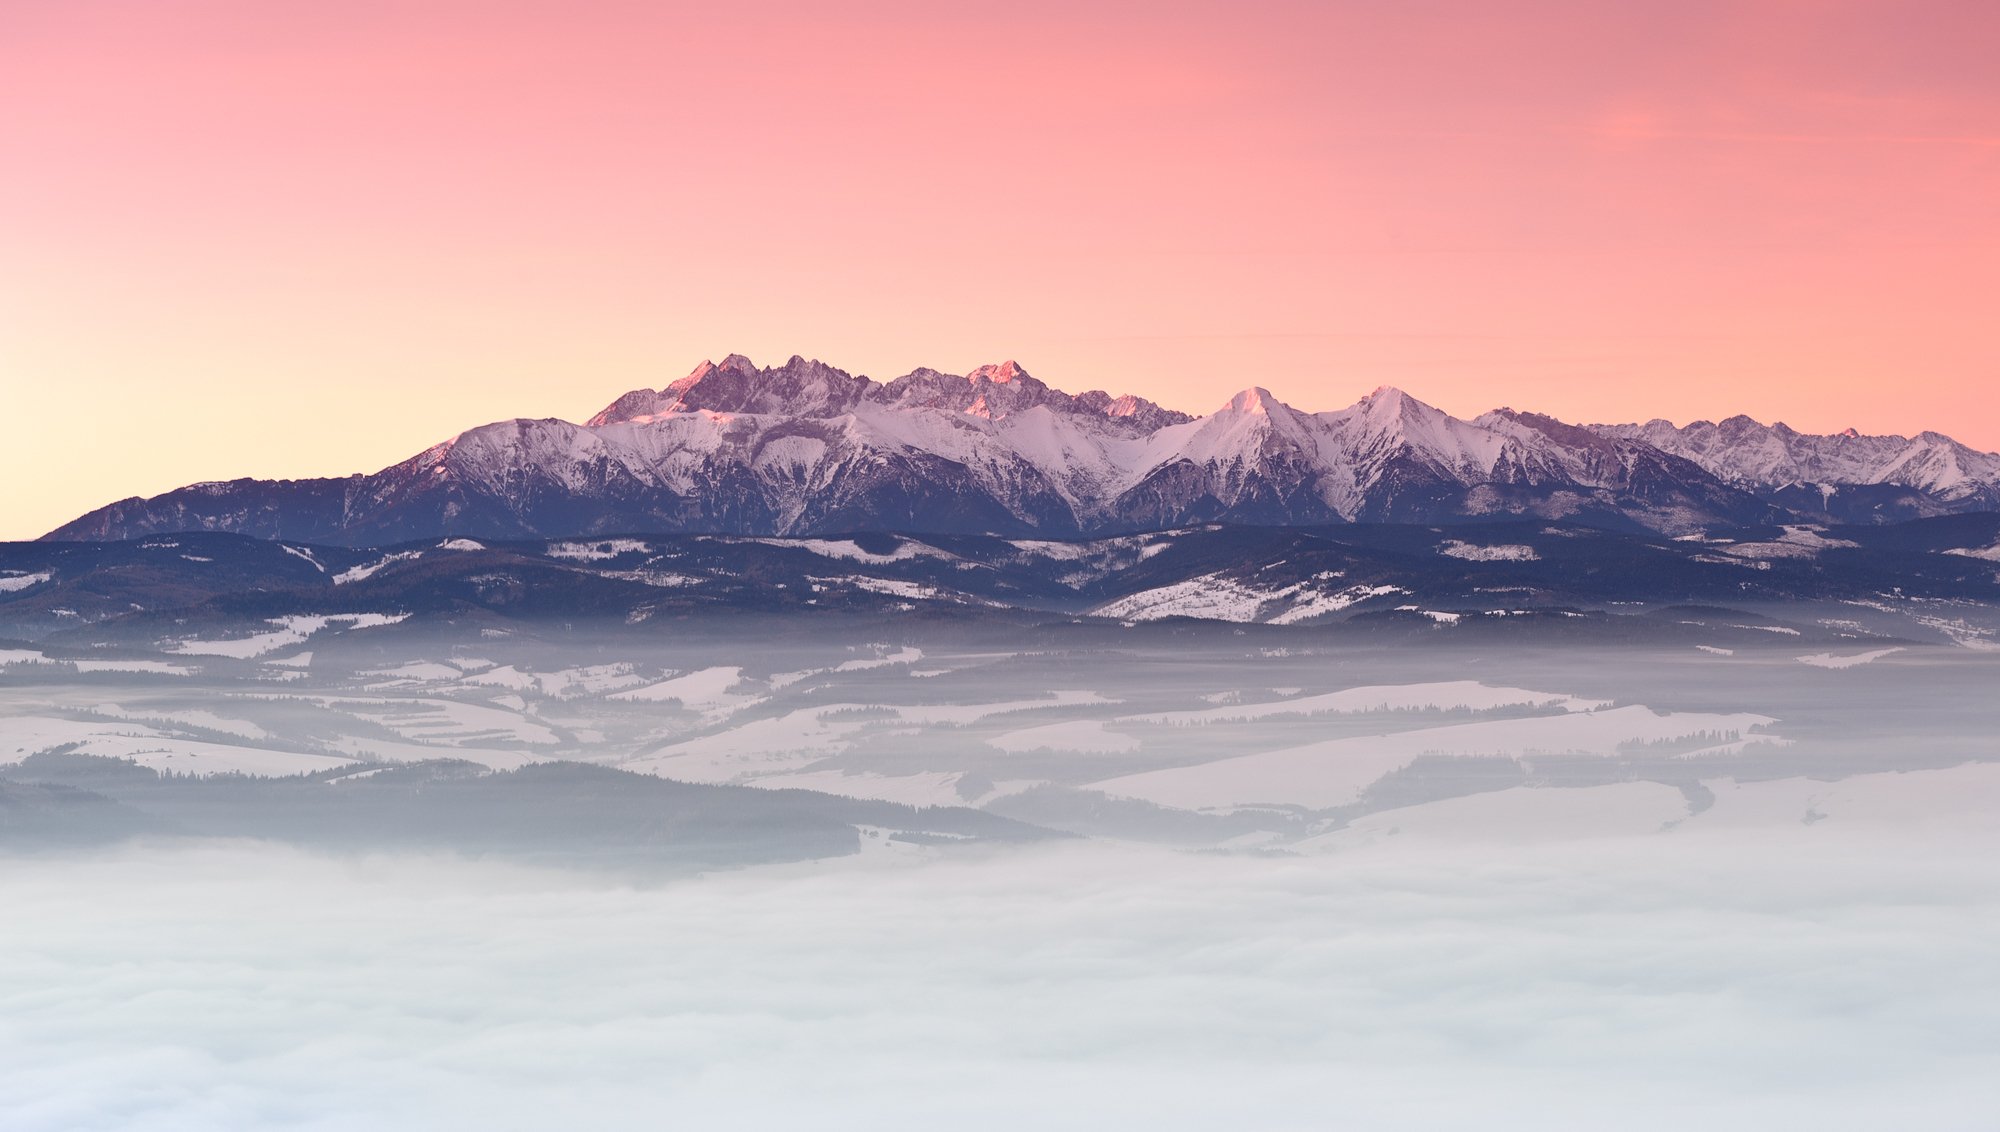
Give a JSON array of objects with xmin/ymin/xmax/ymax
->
[{"xmin": 4, "ymin": 0, "xmax": 1998, "ymax": 539}]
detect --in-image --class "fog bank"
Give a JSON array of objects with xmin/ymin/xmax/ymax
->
[{"xmin": 5, "ymin": 829, "xmax": 1997, "ymax": 1131}]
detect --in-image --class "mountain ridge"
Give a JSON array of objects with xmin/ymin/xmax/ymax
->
[{"xmin": 46, "ymin": 354, "xmax": 2000, "ymax": 545}]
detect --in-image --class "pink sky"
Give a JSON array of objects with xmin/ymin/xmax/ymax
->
[{"xmin": 4, "ymin": 0, "xmax": 1998, "ymax": 538}]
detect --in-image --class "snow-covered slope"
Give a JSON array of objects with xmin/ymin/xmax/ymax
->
[
  {"xmin": 1588, "ymin": 415, "xmax": 2000, "ymax": 521},
  {"xmin": 44, "ymin": 355, "xmax": 1994, "ymax": 545}
]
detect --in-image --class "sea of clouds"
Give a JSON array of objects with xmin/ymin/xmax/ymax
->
[{"xmin": 4, "ymin": 822, "xmax": 1998, "ymax": 1131}]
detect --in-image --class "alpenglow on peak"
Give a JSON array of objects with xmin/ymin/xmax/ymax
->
[{"xmin": 43, "ymin": 353, "xmax": 2000, "ymax": 545}]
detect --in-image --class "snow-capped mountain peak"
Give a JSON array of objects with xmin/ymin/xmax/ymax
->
[
  {"xmin": 968, "ymin": 360, "xmax": 1028, "ymax": 384},
  {"xmin": 588, "ymin": 354, "xmax": 870, "ymax": 424},
  {"xmin": 1588, "ymin": 414, "xmax": 2000, "ymax": 513},
  {"xmin": 43, "ymin": 354, "xmax": 2000, "ymax": 545},
  {"xmin": 1224, "ymin": 386, "xmax": 1281, "ymax": 415}
]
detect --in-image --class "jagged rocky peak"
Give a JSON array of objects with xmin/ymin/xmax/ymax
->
[
  {"xmin": 42, "ymin": 349, "xmax": 2000, "ymax": 545},
  {"xmin": 589, "ymin": 354, "xmax": 870, "ymax": 424},
  {"xmin": 1583, "ymin": 412, "xmax": 2000, "ymax": 504},
  {"xmin": 968, "ymin": 360, "xmax": 1029, "ymax": 384},
  {"xmin": 1072, "ymin": 389, "xmax": 1192, "ymax": 431},
  {"xmin": 679, "ymin": 354, "xmax": 869, "ymax": 417},
  {"xmin": 873, "ymin": 360, "xmax": 1190, "ymax": 431},
  {"xmin": 1476, "ymin": 405, "xmax": 1617, "ymax": 451},
  {"xmin": 1222, "ymin": 386, "xmax": 1282, "ymax": 415},
  {"xmin": 963, "ymin": 363, "xmax": 1052, "ymax": 419},
  {"xmin": 881, "ymin": 359, "xmax": 1052, "ymax": 415},
  {"xmin": 590, "ymin": 354, "xmax": 1190, "ymax": 432}
]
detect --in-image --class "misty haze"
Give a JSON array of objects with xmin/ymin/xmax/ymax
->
[{"xmin": 6, "ymin": 600, "xmax": 2000, "ymax": 1128}]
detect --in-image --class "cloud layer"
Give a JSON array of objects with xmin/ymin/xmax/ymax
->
[{"xmin": 4, "ymin": 826, "xmax": 1998, "ymax": 1130}]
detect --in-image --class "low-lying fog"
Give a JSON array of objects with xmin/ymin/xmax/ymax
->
[
  {"xmin": 6, "ymin": 827, "xmax": 1998, "ymax": 1130},
  {"xmin": 4, "ymin": 617, "xmax": 1999, "ymax": 1126}
]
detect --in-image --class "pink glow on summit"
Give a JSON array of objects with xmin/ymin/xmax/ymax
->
[{"xmin": 3, "ymin": 0, "xmax": 1998, "ymax": 538}]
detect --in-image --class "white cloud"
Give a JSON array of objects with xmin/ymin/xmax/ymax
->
[{"xmin": 3, "ymin": 826, "xmax": 1997, "ymax": 1131}]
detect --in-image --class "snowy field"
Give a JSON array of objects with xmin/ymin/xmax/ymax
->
[
  {"xmin": 5, "ymin": 618, "xmax": 1997, "ymax": 842},
  {"xmin": 4, "ymin": 621, "xmax": 1999, "ymax": 1127}
]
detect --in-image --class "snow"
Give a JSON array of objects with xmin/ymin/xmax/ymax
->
[
  {"xmin": 833, "ymin": 646, "xmax": 923, "ymax": 672},
  {"xmin": 1695, "ymin": 645, "xmax": 1735, "ymax": 656},
  {"xmin": 1797, "ymin": 648, "xmax": 1904, "ymax": 669},
  {"xmin": 1123, "ymin": 681, "xmax": 1609, "ymax": 726},
  {"xmin": 608, "ymin": 666, "xmax": 754, "ymax": 713},
  {"xmin": 91, "ymin": 706, "xmax": 270, "ymax": 740},
  {"xmin": 278, "ymin": 545, "xmax": 325, "ymax": 571},
  {"xmin": 168, "ymin": 614, "xmax": 410, "ymax": 658},
  {"xmin": 1438, "ymin": 541, "xmax": 1540, "ymax": 562},
  {"xmin": 1093, "ymin": 573, "xmax": 1405, "ymax": 625},
  {"xmin": 1589, "ymin": 416, "xmax": 2000, "ymax": 499},
  {"xmin": 1091, "ymin": 575, "xmax": 1270, "ymax": 623},
  {"xmin": 786, "ymin": 538, "xmax": 955, "ymax": 565},
  {"xmin": 1910, "ymin": 613, "xmax": 2000, "ymax": 650},
  {"xmin": 766, "ymin": 668, "xmax": 822, "ymax": 690},
  {"xmin": 1, "ymin": 649, "xmax": 194, "ymax": 676},
  {"xmin": 625, "ymin": 709, "xmax": 861, "ymax": 782},
  {"xmin": 1715, "ymin": 526, "xmax": 1860, "ymax": 561},
  {"xmin": 462, "ymin": 664, "xmax": 538, "ymax": 691},
  {"xmin": 546, "ymin": 539, "xmax": 650, "ymax": 561},
  {"xmin": 626, "ymin": 687, "xmax": 1115, "ymax": 787},
  {"xmin": 820, "ymin": 577, "xmax": 942, "ymax": 601},
  {"xmin": 437, "ymin": 538, "xmax": 486, "ymax": 551},
  {"xmin": 333, "ymin": 551, "xmax": 422, "ymax": 584},
  {"xmin": 751, "ymin": 434, "xmax": 830, "ymax": 472},
  {"xmin": 1007, "ymin": 539, "xmax": 1095, "ymax": 561},
  {"xmin": 0, "ymin": 715, "xmax": 354, "ymax": 777},
  {"xmin": 610, "ymin": 570, "xmax": 702, "ymax": 588},
  {"xmin": 889, "ymin": 691, "xmax": 1115, "ymax": 726},
  {"xmin": 1943, "ymin": 543, "xmax": 2000, "ymax": 562},
  {"xmin": 1093, "ymin": 702, "xmax": 1779, "ymax": 811},
  {"xmin": 0, "ymin": 571, "xmax": 53, "ymax": 592},
  {"xmin": 264, "ymin": 693, "xmax": 560, "ymax": 746},
  {"xmin": 563, "ymin": 360, "xmax": 1730, "ymax": 537},
  {"xmin": 362, "ymin": 661, "xmax": 466, "ymax": 682},
  {"xmin": 1265, "ymin": 583, "xmax": 1406, "ymax": 625},
  {"xmin": 1720, "ymin": 542, "xmax": 1816, "ymax": 560},
  {"xmin": 70, "ymin": 659, "xmax": 195, "ymax": 676},
  {"xmin": 80, "ymin": 353, "xmax": 2000, "ymax": 550},
  {"xmin": 748, "ymin": 769, "xmax": 972, "ymax": 808},
  {"xmin": 321, "ymin": 735, "xmax": 546, "ymax": 771},
  {"xmin": 1777, "ymin": 525, "xmax": 1860, "ymax": 550},
  {"xmin": 529, "ymin": 664, "xmax": 650, "ymax": 699},
  {"xmin": 1686, "ymin": 764, "xmax": 2000, "ymax": 832},
  {"xmin": 460, "ymin": 663, "xmax": 650, "ymax": 699},
  {"xmin": 987, "ymin": 720, "xmax": 1140, "ymax": 754}
]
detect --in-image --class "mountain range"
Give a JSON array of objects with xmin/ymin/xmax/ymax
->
[{"xmin": 47, "ymin": 354, "xmax": 2000, "ymax": 545}]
